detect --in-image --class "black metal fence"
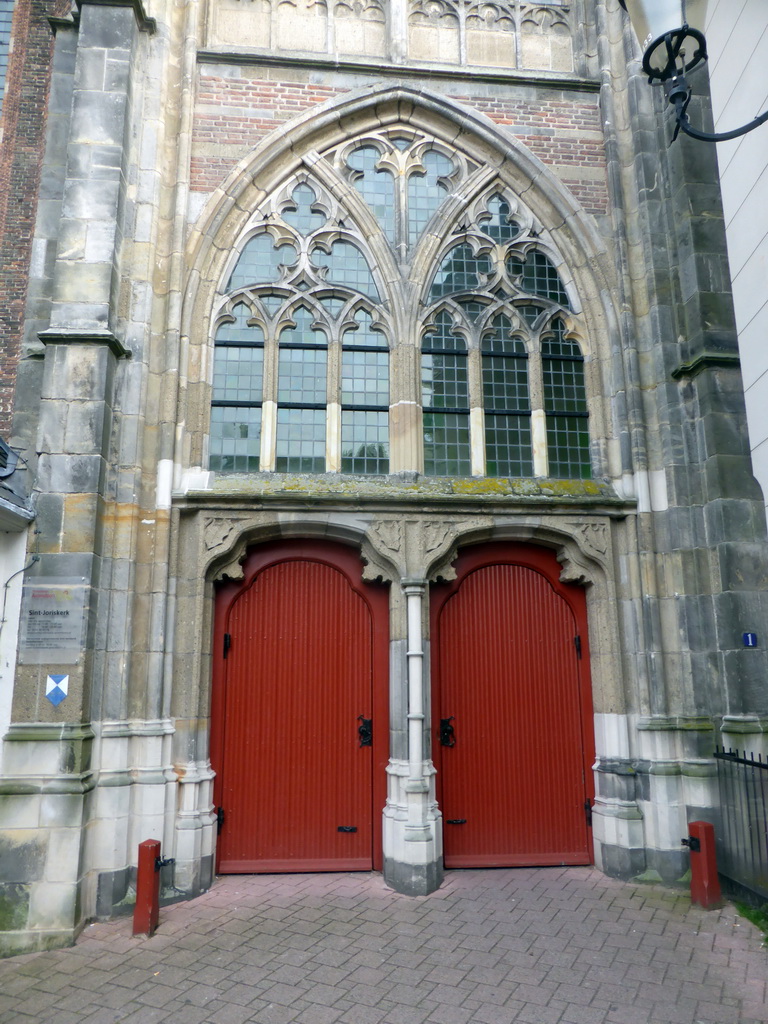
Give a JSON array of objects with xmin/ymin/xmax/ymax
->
[{"xmin": 714, "ymin": 747, "xmax": 768, "ymax": 903}]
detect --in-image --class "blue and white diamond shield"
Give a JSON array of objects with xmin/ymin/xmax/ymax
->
[{"xmin": 45, "ymin": 674, "xmax": 69, "ymax": 707}]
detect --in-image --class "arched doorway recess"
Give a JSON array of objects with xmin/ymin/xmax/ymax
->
[
  {"xmin": 431, "ymin": 542, "xmax": 595, "ymax": 868},
  {"xmin": 211, "ymin": 539, "xmax": 389, "ymax": 872}
]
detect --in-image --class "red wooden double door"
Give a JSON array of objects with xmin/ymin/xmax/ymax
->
[{"xmin": 212, "ymin": 540, "xmax": 594, "ymax": 873}]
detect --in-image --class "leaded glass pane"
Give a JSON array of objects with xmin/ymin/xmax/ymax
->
[
  {"xmin": 485, "ymin": 415, "xmax": 533, "ymax": 477},
  {"xmin": 408, "ymin": 151, "xmax": 453, "ymax": 246},
  {"xmin": 517, "ymin": 303, "xmax": 544, "ymax": 327},
  {"xmin": 348, "ymin": 146, "xmax": 396, "ymax": 242},
  {"xmin": 546, "ymin": 418, "xmax": 591, "ymax": 479},
  {"xmin": 281, "ymin": 306, "xmax": 326, "ymax": 345},
  {"xmin": 228, "ymin": 235, "xmax": 297, "ymax": 290},
  {"xmin": 275, "ymin": 409, "xmax": 326, "ymax": 472},
  {"xmin": 278, "ymin": 347, "xmax": 327, "ymax": 404},
  {"xmin": 422, "ymin": 354, "xmax": 469, "ymax": 409},
  {"xmin": 213, "ymin": 347, "xmax": 264, "ymax": 403},
  {"xmin": 480, "ymin": 314, "xmax": 532, "ymax": 477},
  {"xmin": 430, "ymin": 244, "xmax": 492, "ymax": 298},
  {"xmin": 312, "ymin": 241, "xmax": 379, "ymax": 299},
  {"xmin": 261, "ymin": 294, "xmax": 285, "ymax": 315},
  {"xmin": 342, "ymin": 350, "xmax": 388, "ymax": 406},
  {"xmin": 458, "ymin": 299, "xmax": 489, "ymax": 322},
  {"xmin": 481, "ymin": 195, "xmax": 522, "ymax": 244},
  {"xmin": 542, "ymin": 318, "xmax": 583, "ymax": 358},
  {"xmin": 542, "ymin": 329, "xmax": 587, "ymax": 415},
  {"xmin": 508, "ymin": 251, "xmax": 570, "ymax": 307},
  {"xmin": 0, "ymin": 0, "xmax": 14, "ymax": 121},
  {"xmin": 344, "ymin": 309, "xmax": 388, "ymax": 347},
  {"xmin": 423, "ymin": 311, "xmax": 464, "ymax": 352},
  {"xmin": 423, "ymin": 413, "xmax": 471, "ymax": 476},
  {"xmin": 278, "ymin": 309, "xmax": 327, "ymax": 404},
  {"xmin": 341, "ymin": 411, "xmax": 389, "ymax": 474},
  {"xmin": 543, "ymin": 321, "xmax": 590, "ymax": 478},
  {"xmin": 282, "ymin": 183, "xmax": 326, "ymax": 233},
  {"xmin": 209, "ymin": 406, "xmax": 261, "ymax": 473},
  {"xmin": 482, "ymin": 353, "xmax": 528, "ymax": 409},
  {"xmin": 215, "ymin": 303, "xmax": 263, "ymax": 343},
  {"xmin": 318, "ymin": 296, "xmax": 347, "ymax": 318}
]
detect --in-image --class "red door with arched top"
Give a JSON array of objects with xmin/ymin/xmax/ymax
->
[
  {"xmin": 211, "ymin": 540, "xmax": 389, "ymax": 872},
  {"xmin": 431, "ymin": 543, "xmax": 595, "ymax": 868}
]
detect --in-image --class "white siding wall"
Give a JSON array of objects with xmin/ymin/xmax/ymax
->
[{"xmin": 706, "ymin": 0, "xmax": 768, "ymax": 508}]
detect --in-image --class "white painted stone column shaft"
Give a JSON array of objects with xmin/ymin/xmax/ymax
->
[{"xmin": 404, "ymin": 580, "xmax": 426, "ymax": 785}]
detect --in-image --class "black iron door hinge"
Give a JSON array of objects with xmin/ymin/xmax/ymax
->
[
  {"xmin": 216, "ymin": 806, "xmax": 225, "ymax": 833},
  {"xmin": 223, "ymin": 633, "xmax": 231, "ymax": 659},
  {"xmin": 584, "ymin": 799, "xmax": 592, "ymax": 827},
  {"xmin": 574, "ymin": 635, "xmax": 582, "ymax": 659}
]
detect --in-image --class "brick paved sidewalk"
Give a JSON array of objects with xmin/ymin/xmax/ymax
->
[{"xmin": 0, "ymin": 867, "xmax": 766, "ymax": 1024}]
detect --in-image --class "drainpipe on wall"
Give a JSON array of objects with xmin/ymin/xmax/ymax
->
[{"xmin": 403, "ymin": 580, "xmax": 431, "ymax": 838}]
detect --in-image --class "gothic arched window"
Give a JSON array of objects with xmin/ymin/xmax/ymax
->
[{"xmin": 209, "ymin": 130, "xmax": 591, "ymax": 480}]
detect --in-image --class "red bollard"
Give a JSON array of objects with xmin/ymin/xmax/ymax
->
[
  {"xmin": 685, "ymin": 820, "xmax": 722, "ymax": 910},
  {"xmin": 133, "ymin": 839, "xmax": 162, "ymax": 937}
]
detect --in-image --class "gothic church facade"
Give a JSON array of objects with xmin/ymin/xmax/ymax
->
[{"xmin": 0, "ymin": 0, "xmax": 766, "ymax": 954}]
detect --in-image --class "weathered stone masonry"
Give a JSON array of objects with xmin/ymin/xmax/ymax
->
[{"xmin": 0, "ymin": 0, "xmax": 766, "ymax": 956}]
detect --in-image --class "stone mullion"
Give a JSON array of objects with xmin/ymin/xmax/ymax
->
[
  {"xmin": 467, "ymin": 341, "xmax": 484, "ymax": 476},
  {"xmin": 528, "ymin": 345, "xmax": 548, "ymax": 477},
  {"xmin": 389, "ymin": 339, "xmax": 422, "ymax": 473},
  {"xmin": 260, "ymin": 325, "xmax": 280, "ymax": 472}
]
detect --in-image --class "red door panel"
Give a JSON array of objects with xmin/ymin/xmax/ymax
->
[
  {"xmin": 432, "ymin": 544, "xmax": 594, "ymax": 868},
  {"xmin": 211, "ymin": 541, "xmax": 388, "ymax": 873}
]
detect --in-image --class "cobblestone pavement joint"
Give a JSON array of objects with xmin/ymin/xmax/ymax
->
[{"xmin": 0, "ymin": 867, "xmax": 766, "ymax": 1024}]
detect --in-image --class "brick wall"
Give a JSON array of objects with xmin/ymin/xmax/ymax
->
[
  {"xmin": 191, "ymin": 73, "xmax": 608, "ymax": 214},
  {"xmin": 0, "ymin": 0, "xmax": 59, "ymax": 438}
]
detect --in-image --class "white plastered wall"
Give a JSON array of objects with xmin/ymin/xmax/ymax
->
[{"xmin": 706, "ymin": 0, "xmax": 768, "ymax": 509}]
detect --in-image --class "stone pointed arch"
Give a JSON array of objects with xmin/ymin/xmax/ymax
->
[
  {"xmin": 183, "ymin": 84, "xmax": 612, "ymax": 343},
  {"xmin": 179, "ymin": 83, "xmax": 619, "ymax": 481}
]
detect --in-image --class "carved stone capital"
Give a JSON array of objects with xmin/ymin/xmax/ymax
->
[
  {"xmin": 555, "ymin": 520, "xmax": 610, "ymax": 584},
  {"xmin": 364, "ymin": 518, "xmax": 479, "ymax": 581}
]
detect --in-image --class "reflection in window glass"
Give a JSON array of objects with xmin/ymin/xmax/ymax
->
[
  {"xmin": 282, "ymin": 183, "xmax": 327, "ymax": 234},
  {"xmin": 209, "ymin": 407, "xmax": 261, "ymax": 473},
  {"xmin": 342, "ymin": 411, "xmax": 389, "ymax": 474},
  {"xmin": 341, "ymin": 349, "xmax": 388, "ymax": 407},
  {"xmin": 408, "ymin": 151, "xmax": 453, "ymax": 247},
  {"xmin": 341, "ymin": 311, "xmax": 389, "ymax": 474},
  {"xmin": 275, "ymin": 308, "xmax": 327, "ymax": 469},
  {"xmin": 348, "ymin": 147, "xmax": 396, "ymax": 242},
  {"xmin": 430, "ymin": 244, "xmax": 491, "ymax": 298},
  {"xmin": 210, "ymin": 305, "xmax": 264, "ymax": 473},
  {"xmin": 228, "ymin": 234, "xmax": 297, "ymax": 291},
  {"xmin": 0, "ymin": 0, "xmax": 13, "ymax": 122},
  {"xmin": 422, "ymin": 312, "xmax": 470, "ymax": 475},
  {"xmin": 275, "ymin": 409, "xmax": 326, "ymax": 473},
  {"xmin": 312, "ymin": 241, "xmax": 380, "ymax": 299},
  {"xmin": 481, "ymin": 195, "xmax": 522, "ymax": 244},
  {"xmin": 517, "ymin": 303, "xmax": 544, "ymax": 327},
  {"xmin": 543, "ymin": 319, "xmax": 590, "ymax": 478},
  {"xmin": 508, "ymin": 251, "xmax": 570, "ymax": 307},
  {"xmin": 482, "ymin": 315, "xmax": 532, "ymax": 476}
]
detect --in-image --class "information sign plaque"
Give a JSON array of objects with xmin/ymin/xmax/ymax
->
[{"xmin": 19, "ymin": 577, "xmax": 88, "ymax": 664}]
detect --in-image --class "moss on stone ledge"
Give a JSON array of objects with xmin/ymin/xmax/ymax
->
[{"xmin": 197, "ymin": 472, "xmax": 613, "ymax": 503}]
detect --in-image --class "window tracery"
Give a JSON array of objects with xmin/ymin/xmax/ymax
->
[{"xmin": 209, "ymin": 126, "xmax": 591, "ymax": 481}]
